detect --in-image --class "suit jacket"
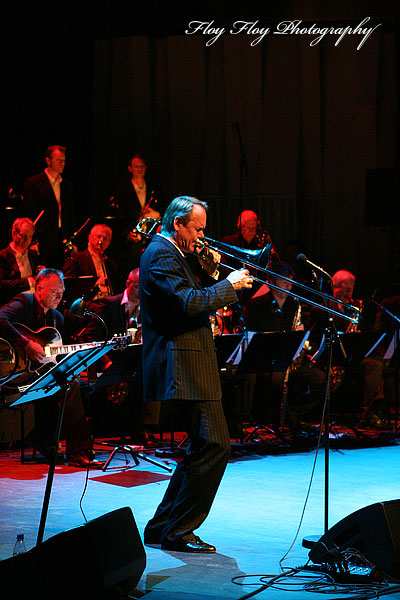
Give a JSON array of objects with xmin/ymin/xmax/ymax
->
[
  {"xmin": 62, "ymin": 248, "xmax": 122, "ymax": 295},
  {"xmin": 139, "ymin": 234, "xmax": 238, "ymax": 402},
  {"xmin": 22, "ymin": 171, "xmax": 76, "ymax": 266},
  {"xmin": 114, "ymin": 180, "xmax": 165, "ymax": 224},
  {"xmin": 0, "ymin": 245, "xmax": 44, "ymax": 306}
]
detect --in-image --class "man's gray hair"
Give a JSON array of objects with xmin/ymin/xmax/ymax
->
[{"xmin": 161, "ymin": 196, "xmax": 208, "ymax": 235}]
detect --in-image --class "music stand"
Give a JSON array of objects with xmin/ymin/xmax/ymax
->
[
  {"xmin": 94, "ymin": 344, "xmax": 172, "ymax": 473},
  {"xmin": 227, "ymin": 331, "xmax": 309, "ymax": 442},
  {"xmin": 238, "ymin": 331, "xmax": 309, "ymax": 374},
  {"xmin": 214, "ymin": 333, "xmax": 244, "ymax": 370},
  {"xmin": 10, "ymin": 342, "xmax": 116, "ymax": 546},
  {"xmin": 312, "ymin": 331, "xmax": 385, "ymax": 368}
]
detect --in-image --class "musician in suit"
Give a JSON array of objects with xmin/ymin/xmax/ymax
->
[
  {"xmin": 22, "ymin": 145, "xmax": 76, "ymax": 268},
  {"xmin": 83, "ymin": 267, "xmax": 141, "ymax": 340},
  {"xmin": 80, "ymin": 268, "xmax": 159, "ymax": 443},
  {"xmin": 62, "ymin": 224, "xmax": 121, "ymax": 299},
  {"xmin": 242, "ymin": 261, "xmax": 325, "ymax": 431},
  {"xmin": 0, "ymin": 217, "xmax": 45, "ymax": 306},
  {"xmin": 366, "ymin": 294, "xmax": 400, "ymax": 425},
  {"xmin": 0, "ymin": 269, "xmax": 96, "ymax": 467},
  {"xmin": 307, "ymin": 270, "xmax": 386, "ymax": 428},
  {"xmin": 140, "ymin": 196, "xmax": 253, "ymax": 553},
  {"xmin": 111, "ymin": 153, "xmax": 166, "ymax": 277}
]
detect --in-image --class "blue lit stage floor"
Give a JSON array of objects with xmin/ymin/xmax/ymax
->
[{"xmin": 1, "ymin": 429, "xmax": 400, "ymax": 599}]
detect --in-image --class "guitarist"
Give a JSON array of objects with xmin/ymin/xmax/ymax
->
[{"xmin": 0, "ymin": 268, "xmax": 97, "ymax": 468}]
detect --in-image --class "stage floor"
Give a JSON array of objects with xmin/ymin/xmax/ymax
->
[{"xmin": 1, "ymin": 428, "xmax": 400, "ymax": 599}]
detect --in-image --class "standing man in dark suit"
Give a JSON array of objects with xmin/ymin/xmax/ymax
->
[
  {"xmin": 22, "ymin": 145, "xmax": 76, "ymax": 268},
  {"xmin": 111, "ymin": 153, "xmax": 166, "ymax": 277},
  {"xmin": 140, "ymin": 196, "xmax": 253, "ymax": 553}
]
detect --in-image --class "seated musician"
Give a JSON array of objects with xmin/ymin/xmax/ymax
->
[
  {"xmin": 0, "ymin": 217, "xmax": 46, "ymax": 306},
  {"xmin": 0, "ymin": 268, "xmax": 98, "ymax": 467},
  {"xmin": 78, "ymin": 268, "xmax": 160, "ymax": 445},
  {"xmin": 62, "ymin": 223, "xmax": 121, "ymax": 300},
  {"xmin": 368, "ymin": 294, "xmax": 400, "ymax": 424},
  {"xmin": 242, "ymin": 261, "xmax": 325, "ymax": 431},
  {"xmin": 307, "ymin": 269, "xmax": 386, "ymax": 428},
  {"xmin": 221, "ymin": 209, "xmax": 279, "ymax": 310}
]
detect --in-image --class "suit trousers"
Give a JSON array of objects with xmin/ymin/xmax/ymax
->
[{"xmin": 144, "ymin": 399, "xmax": 231, "ymax": 544}]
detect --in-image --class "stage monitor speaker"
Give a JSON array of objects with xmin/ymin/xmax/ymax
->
[
  {"xmin": 365, "ymin": 168, "xmax": 400, "ymax": 226},
  {"xmin": 0, "ymin": 506, "xmax": 146, "ymax": 599},
  {"xmin": 309, "ymin": 500, "xmax": 400, "ymax": 578}
]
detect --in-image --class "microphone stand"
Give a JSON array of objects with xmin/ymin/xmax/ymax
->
[{"xmin": 303, "ymin": 268, "xmax": 347, "ymax": 548}]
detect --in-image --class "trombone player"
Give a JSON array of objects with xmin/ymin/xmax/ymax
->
[{"xmin": 140, "ymin": 196, "xmax": 253, "ymax": 553}]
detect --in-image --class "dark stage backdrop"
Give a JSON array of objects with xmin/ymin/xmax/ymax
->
[
  {"xmin": 90, "ymin": 28, "xmax": 399, "ymax": 298},
  {"xmin": 2, "ymin": 4, "xmax": 399, "ymax": 299}
]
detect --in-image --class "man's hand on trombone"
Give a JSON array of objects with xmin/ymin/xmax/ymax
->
[{"xmin": 227, "ymin": 268, "xmax": 253, "ymax": 290}]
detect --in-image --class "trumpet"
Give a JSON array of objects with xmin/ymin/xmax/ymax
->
[{"xmin": 135, "ymin": 217, "xmax": 360, "ymax": 324}]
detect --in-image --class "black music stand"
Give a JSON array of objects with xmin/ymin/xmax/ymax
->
[
  {"xmin": 222, "ymin": 331, "xmax": 309, "ymax": 442},
  {"xmin": 215, "ymin": 333, "xmax": 244, "ymax": 370},
  {"xmin": 94, "ymin": 344, "xmax": 172, "ymax": 473},
  {"xmin": 238, "ymin": 331, "xmax": 309, "ymax": 374},
  {"xmin": 313, "ymin": 331, "xmax": 385, "ymax": 369},
  {"xmin": 10, "ymin": 342, "xmax": 116, "ymax": 546}
]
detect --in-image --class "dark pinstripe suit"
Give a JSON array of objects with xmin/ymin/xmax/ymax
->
[{"xmin": 140, "ymin": 234, "xmax": 238, "ymax": 544}]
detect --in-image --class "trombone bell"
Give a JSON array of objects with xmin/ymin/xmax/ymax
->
[{"xmin": 196, "ymin": 237, "xmax": 272, "ymax": 269}]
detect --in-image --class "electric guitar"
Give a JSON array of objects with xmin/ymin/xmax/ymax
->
[{"xmin": 0, "ymin": 323, "xmax": 131, "ymax": 377}]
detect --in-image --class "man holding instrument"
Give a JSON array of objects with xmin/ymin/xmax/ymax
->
[
  {"xmin": 63, "ymin": 223, "xmax": 121, "ymax": 299},
  {"xmin": 0, "ymin": 268, "xmax": 96, "ymax": 467},
  {"xmin": 140, "ymin": 196, "xmax": 253, "ymax": 553},
  {"xmin": 22, "ymin": 145, "xmax": 76, "ymax": 268}
]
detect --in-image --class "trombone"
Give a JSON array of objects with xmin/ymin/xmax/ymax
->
[{"xmin": 136, "ymin": 217, "xmax": 360, "ymax": 324}]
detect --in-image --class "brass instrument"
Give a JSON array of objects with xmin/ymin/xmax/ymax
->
[
  {"xmin": 346, "ymin": 299, "xmax": 363, "ymax": 332},
  {"xmin": 280, "ymin": 300, "xmax": 307, "ymax": 428},
  {"xmin": 291, "ymin": 301, "xmax": 302, "ymax": 330},
  {"xmin": 63, "ymin": 218, "xmax": 91, "ymax": 258},
  {"xmin": 97, "ymin": 240, "xmax": 113, "ymax": 297},
  {"xmin": 255, "ymin": 222, "xmax": 280, "ymax": 261},
  {"xmin": 135, "ymin": 217, "xmax": 361, "ymax": 325}
]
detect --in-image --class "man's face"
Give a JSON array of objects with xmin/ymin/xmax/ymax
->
[
  {"xmin": 35, "ymin": 275, "xmax": 64, "ymax": 310},
  {"xmin": 334, "ymin": 279, "xmax": 355, "ymax": 302},
  {"xmin": 271, "ymin": 276, "xmax": 293, "ymax": 300},
  {"xmin": 88, "ymin": 227, "xmax": 112, "ymax": 253},
  {"xmin": 240, "ymin": 219, "xmax": 257, "ymax": 244},
  {"xmin": 128, "ymin": 157, "xmax": 147, "ymax": 178},
  {"xmin": 12, "ymin": 222, "xmax": 34, "ymax": 252},
  {"xmin": 173, "ymin": 204, "xmax": 206, "ymax": 254},
  {"xmin": 126, "ymin": 272, "xmax": 140, "ymax": 303},
  {"xmin": 46, "ymin": 149, "xmax": 66, "ymax": 175}
]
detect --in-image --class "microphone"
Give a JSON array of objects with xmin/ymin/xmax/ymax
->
[
  {"xmin": 296, "ymin": 254, "xmax": 332, "ymax": 280},
  {"xmin": 69, "ymin": 296, "xmax": 109, "ymax": 340}
]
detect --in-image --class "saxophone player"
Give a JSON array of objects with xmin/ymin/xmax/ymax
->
[{"xmin": 241, "ymin": 261, "xmax": 325, "ymax": 432}]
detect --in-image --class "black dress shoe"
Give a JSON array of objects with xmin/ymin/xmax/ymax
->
[
  {"xmin": 144, "ymin": 535, "xmax": 161, "ymax": 545},
  {"xmin": 161, "ymin": 536, "xmax": 216, "ymax": 553}
]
